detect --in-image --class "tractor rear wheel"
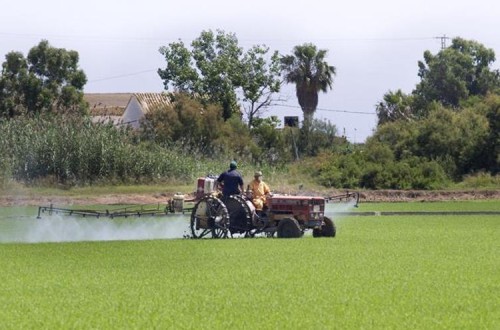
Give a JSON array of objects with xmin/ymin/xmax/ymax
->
[
  {"xmin": 277, "ymin": 218, "xmax": 301, "ymax": 238},
  {"xmin": 190, "ymin": 196, "xmax": 229, "ymax": 239},
  {"xmin": 224, "ymin": 195, "xmax": 255, "ymax": 235}
]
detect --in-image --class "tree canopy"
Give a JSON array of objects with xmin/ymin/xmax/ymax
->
[
  {"xmin": 414, "ymin": 37, "xmax": 500, "ymax": 109},
  {"xmin": 0, "ymin": 40, "xmax": 87, "ymax": 117},
  {"xmin": 375, "ymin": 89, "xmax": 415, "ymax": 125},
  {"xmin": 158, "ymin": 30, "xmax": 282, "ymax": 126},
  {"xmin": 239, "ymin": 45, "xmax": 282, "ymax": 127},
  {"xmin": 372, "ymin": 37, "xmax": 500, "ymax": 181}
]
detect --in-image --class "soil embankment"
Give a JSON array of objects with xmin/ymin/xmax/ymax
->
[{"xmin": 0, "ymin": 189, "xmax": 499, "ymax": 207}]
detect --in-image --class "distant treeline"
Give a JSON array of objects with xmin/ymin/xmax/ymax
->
[{"xmin": 0, "ymin": 92, "xmax": 498, "ymax": 189}]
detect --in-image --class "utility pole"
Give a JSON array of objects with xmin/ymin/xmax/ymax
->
[{"xmin": 435, "ymin": 34, "xmax": 450, "ymax": 50}]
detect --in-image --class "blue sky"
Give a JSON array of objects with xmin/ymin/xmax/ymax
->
[{"xmin": 1, "ymin": 0, "xmax": 499, "ymax": 142}]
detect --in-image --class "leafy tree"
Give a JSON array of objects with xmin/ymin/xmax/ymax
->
[
  {"xmin": 414, "ymin": 37, "xmax": 500, "ymax": 109},
  {"xmin": 280, "ymin": 43, "xmax": 336, "ymax": 127},
  {"xmin": 371, "ymin": 102, "xmax": 491, "ymax": 180},
  {"xmin": 0, "ymin": 40, "xmax": 87, "ymax": 117},
  {"xmin": 304, "ymin": 118, "xmax": 338, "ymax": 156},
  {"xmin": 370, "ymin": 119, "xmax": 421, "ymax": 161},
  {"xmin": 466, "ymin": 93, "xmax": 500, "ymax": 174},
  {"xmin": 414, "ymin": 106, "xmax": 489, "ymax": 178},
  {"xmin": 158, "ymin": 30, "xmax": 282, "ymax": 124},
  {"xmin": 250, "ymin": 116, "xmax": 292, "ymax": 165},
  {"xmin": 239, "ymin": 45, "xmax": 282, "ymax": 128},
  {"xmin": 140, "ymin": 93, "xmax": 225, "ymax": 152},
  {"xmin": 215, "ymin": 115, "xmax": 257, "ymax": 160},
  {"xmin": 376, "ymin": 89, "xmax": 416, "ymax": 125},
  {"xmin": 158, "ymin": 30, "xmax": 240, "ymax": 120}
]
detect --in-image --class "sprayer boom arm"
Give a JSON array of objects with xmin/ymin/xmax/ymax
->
[
  {"xmin": 325, "ymin": 192, "xmax": 359, "ymax": 207},
  {"xmin": 37, "ymin": 204, "xmax": 169, "ymax": 219}
]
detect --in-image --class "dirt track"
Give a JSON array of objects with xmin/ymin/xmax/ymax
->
[{"xmin": 1, "ymin": 190, "xmax": 499, "ymax": 207}]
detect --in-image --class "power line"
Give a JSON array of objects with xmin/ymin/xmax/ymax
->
[
  {"xmin": 274, "ymin": 104, "xmax": 375, "ymax": 115},
  {"xmin": 88, "ymin": 69, "xmax": 158, "ymax": 83},
  {"xmin": 0, "ymin": 31, "xmax": 166, "ymax": 44},
  {"xmin": 0, "ymin": 31, "xmax": 439, "ymax": 44}
]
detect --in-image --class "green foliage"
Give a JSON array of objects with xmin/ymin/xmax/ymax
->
[
  {"xmin": 412, "ymin": 106, "xmax": 489, "ymax": 177},
  {"xmin": 0, "ymin": 40, "xmax": 87, "ymax": 117},
  {"xmin": 296, "ymin": 118, "xmax": 340, "ymax": 157},
  {"xmin": 368, "ymin": 91, "xmax": 497, "ymax": 183},
  {"xmin": 0, "ymin": 116, "xmax": 212, "ymax": 185},
  {"xmin": 470, "ymin": 93, "xmax": 500, "ymax": 174},
  {"xmin": 458, "ymin": 172, "xmax": 500, "ymax": 189},
  {"xmin": 414, "ymin": 37, "xmax": 500, "ymax": 109},
  {"xmin": 158, "ymin": 30, "xmax": 282, "ymax": 124},
  {"xmin": 310, "ymin": 143, "xmax": 450, "ymax": 190},
  {"xmin": 158, "ymin": 30, "xmax": 240, "ymax": 120},
  {"xmin": 239, "ymin": 45, "xmax": 282, "ymax": 128},
  {"xmin": 375, "ymin": 89, "xmax": 416, "ymax": 125},
  {"xmin": 214, "ymin": 116, "xmax": 257, "ymax": 160},
  {"xmin": 141, "ymin": 93, "xmax": 226, "ymax": 153},
  {"xmin": 141, "ymin": 97, "xmax": 297, "ymax": 166},
  {"xmin": 314, "ymin": 152, "xmax": 362, "ymax": 188},
  {"xmin": 1, "ymin": 35, "xmax": 499, "ymax": 190},
  {"xmin": 250, "ymin": 116, "xmax": 293, "ymax": 165}
]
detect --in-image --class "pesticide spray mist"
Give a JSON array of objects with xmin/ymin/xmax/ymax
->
[
  {"xmin": 0, "ymin": 197, "xmax": 359, "ymax": 243},
  {"xmin": 326, "ymin": 199, "xmax": 359, "ymax": 222},
  {"xmin": 0, "ymin": 215, "xmax": 190, "ymax": 244}
]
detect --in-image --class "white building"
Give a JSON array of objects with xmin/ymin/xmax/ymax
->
[{"xmin": 121, "ymin": 93, "xmax": 172, "ymax": 129}]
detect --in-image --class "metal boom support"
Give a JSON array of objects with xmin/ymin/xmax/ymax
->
[{"xmin": 37, "ymin": 204, "xmax": 171, "ymax": 219}]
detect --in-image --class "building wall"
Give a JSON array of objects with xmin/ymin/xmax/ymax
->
[{"xmin": 121, "ymin": 96, "xmax": 144, "ymax": 129}]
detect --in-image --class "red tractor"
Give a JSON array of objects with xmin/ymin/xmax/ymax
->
[{"xmin": 189, "ymin": 191, "xmax": 358, "ymax": 239}]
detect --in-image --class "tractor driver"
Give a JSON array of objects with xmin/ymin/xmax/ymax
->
[
  {"xmin": 216, "ymin": 160, "xmax": 244, "ymax": 197},
  {"xmin": 247, "ymin": 171, "xmax": 271, "ymax": 211}
]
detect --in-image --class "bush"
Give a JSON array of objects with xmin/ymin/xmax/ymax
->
[
  {"xmin": 458, "ymin": 172, "xmax": 500, "ymax": 189},
  {"xmin": 315, "ymin": 152, "xmax": 361, "ymax": 189}
]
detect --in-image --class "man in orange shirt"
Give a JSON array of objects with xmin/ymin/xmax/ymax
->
[{"xmin": 247, "ymin": 171, "xmax": 271, "ymax": 211}]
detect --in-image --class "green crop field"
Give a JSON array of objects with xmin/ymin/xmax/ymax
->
[
  {"xmin": 350, "ymin": 200, "xmax": 500, "ymax": 212},
  {"xmin": 0, "ymin": 205, "xmax": 499, "ymax": 329}
]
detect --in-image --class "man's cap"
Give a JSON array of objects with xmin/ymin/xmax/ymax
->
[
  {"xmin": 230, "ymin": 160, "xmax": 237, "ymax": 169},
  {"xmin": 254, "ymin": 171, "xmax": 263, "ymax": 177}
]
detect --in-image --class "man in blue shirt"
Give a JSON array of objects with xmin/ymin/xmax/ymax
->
[{"xmin": 216, "ymin": 160, "xmax": 244, "ymax": 197}]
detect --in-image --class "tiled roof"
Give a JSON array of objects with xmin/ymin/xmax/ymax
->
[
  {"xmin": 84, "ymin": 93, "xmax": 172, "ymax": 115},
  {"xmin": 133, "ymin": 93, "xmax": 172, "ymax": 113}
]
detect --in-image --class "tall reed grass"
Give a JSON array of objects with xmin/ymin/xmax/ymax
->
[{"xmin": 0, "ymin": 116, "xmax": 232, "ymax": 186}]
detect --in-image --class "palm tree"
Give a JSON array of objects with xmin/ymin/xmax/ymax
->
[{"xmin": 281, "ymin": 43, "xmax": 336, "ymax": 128}]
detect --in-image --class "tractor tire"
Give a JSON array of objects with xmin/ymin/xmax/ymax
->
[
  {"xmin": 277, "ymin": 218, "xmax": 302, "ymax": 238},
  {"xmin": 312, "ymin": 228, "xmax": 322, "ymax": 237},
  {"xmin": 190, "ymin": 195, "xmax": 229, "ymax": 239},
  {"xmin": 322, "ymin": 217, "xmax": 336, "ymax": 237}
]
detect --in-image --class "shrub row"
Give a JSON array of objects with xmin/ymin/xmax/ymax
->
[{"xmin": 309, "ymin": 151, "xmax": 450, "ymax": 190}]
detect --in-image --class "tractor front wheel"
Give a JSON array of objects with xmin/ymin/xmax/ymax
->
[
  {"xmin": 322, "ymin": 217, "xmax": 336, "ymax": 237},
  {"xmin": 277, "ymin": 218, "xmax": 302, "ymax": 238}
]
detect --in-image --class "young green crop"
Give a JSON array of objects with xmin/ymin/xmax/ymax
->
[
  {"xmin": 353, "ymin": 200, "xmax": 500, "ymax": 212},
  {"xmin": 0, "ymin": 214, "xmax": 498, "ymax": 328}
]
